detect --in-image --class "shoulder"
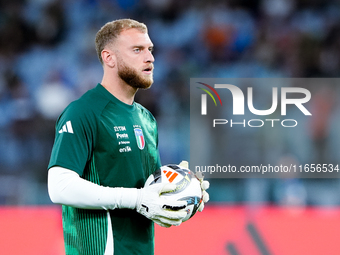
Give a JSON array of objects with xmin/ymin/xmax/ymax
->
[
  {"xmin": 134, "ymin": 102, "xmax": 157, "ymax": 122},
  {"xmin": 57, "ymin": 86, "xmax": 110, "ymax": 127},
  {"xmin": 67, "ymin": 86, "xmax": 110, "ymax": 115}
]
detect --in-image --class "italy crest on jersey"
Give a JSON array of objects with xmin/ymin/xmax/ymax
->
[{"xmin": 134, "ymin": 128, "xmax": 145, "ymax": 150}]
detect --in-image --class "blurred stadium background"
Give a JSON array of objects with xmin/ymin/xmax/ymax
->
[{"xmin": 1, "ymin": 0, "xmax": 340, "ymax": 254}]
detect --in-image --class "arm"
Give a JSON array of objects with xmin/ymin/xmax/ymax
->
[
  {"xmin": 48, "ymin": 166, "xmax": 137, "ymax": 210},
  {"xmin": 47, "ymin": 166, "xmax": 187, "ymax": 227}
]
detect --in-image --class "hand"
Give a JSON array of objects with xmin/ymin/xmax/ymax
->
[
  {"xmin": 136, "ymin": 182, "xmax": 187, "ymax": 228},
  {"xmin": 179, "ymin": 161, "xmax": 210, "ymax": 212},
  {"xmin": 195, "ymin": 171, "xmax": 210, "ymax": 212}
]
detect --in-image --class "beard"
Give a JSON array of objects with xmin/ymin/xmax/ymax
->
[{"xmin": 117, "ymin": 57, "xmax": 153, "ymax": 90}]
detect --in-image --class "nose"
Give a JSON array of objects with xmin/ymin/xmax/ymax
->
[{"xmin": 145, "ymin": 50, "xmax": 154, "ymax": 63}]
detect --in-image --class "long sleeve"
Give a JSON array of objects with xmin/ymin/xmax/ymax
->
[{"xmin": 48, "ymin": 166, "xmax": 139, "ymax": 210}]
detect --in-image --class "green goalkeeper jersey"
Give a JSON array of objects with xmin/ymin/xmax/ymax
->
[{"xmin": 48, "ymin": 84, "xmax": 161, "ymax": 255}]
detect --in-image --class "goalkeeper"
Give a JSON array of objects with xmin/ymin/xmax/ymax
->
[{"xmin": 47, "ymin": 19, "xmax": 209, "ymax": 255}]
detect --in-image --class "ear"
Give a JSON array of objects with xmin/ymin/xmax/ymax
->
[{"xmin": 101, "ymin": 49, "xmax": 115, "ymax": 68}]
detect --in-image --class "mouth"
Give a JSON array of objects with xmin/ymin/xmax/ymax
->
[{"xmin": 142, "ymin": 66, "xmax": 153, "ymax": 74}]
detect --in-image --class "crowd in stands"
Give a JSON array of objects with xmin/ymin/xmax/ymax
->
[{"xmin": 0, "ymin": 0, "xmax": 340, "ymax": 206}]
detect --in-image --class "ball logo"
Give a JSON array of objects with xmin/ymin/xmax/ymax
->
[{"xmin": 162, "ymin": 169, "xmax": 178, "ymax": 183}]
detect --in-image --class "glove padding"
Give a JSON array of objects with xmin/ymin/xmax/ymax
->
[
  {"xmin": 179, "ymin": 160, "xmax": 210, "ymax": 212},
  {"xmin": 136, "ymin": 182, "xmax": 187, "ymax": 228}
]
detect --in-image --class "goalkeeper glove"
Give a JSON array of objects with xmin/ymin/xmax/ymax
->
[{"xmin": 136, "ymin": 182, "xmax": 187, "ymax": 228}]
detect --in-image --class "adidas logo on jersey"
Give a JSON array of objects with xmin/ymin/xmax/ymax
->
[{"xmin": 59, "ymin": 121, "xmax": 74, "ymax": 134}]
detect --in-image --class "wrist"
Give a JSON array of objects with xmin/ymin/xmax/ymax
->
[{"xmin": 110, "ymin": 187, "xmax": 139, "ymax": 210}]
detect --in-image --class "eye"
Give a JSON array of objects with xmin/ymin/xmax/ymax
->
[
  {"xmin": 133, "ymin": 48, "xmax": 141, "ymax": 53},
  {"xmin": 148, "ymin": 47, "xmax": 154, "ymax": 53}
]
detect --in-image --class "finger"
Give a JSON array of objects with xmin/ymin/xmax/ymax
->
[
  {"xmin": 162, "ymin": 203, "xmax": 186, "ymax": 211},
  {"xmin": 160, "ymin": 208, "xmax": 187, "ymax": 220},
  {"xmin": 198, "ymin": 202, "xmax": 204, "ymax": 212},
  {"xmin": 195, "ymin": 171, "xmax": 204, "ymax": 181},
  {"xmin": 202, "ymin": 190, "xmax": 209, "ymax": 203},
  {"xmin": 154, "ymin": 215, "xmax": 183, "ymax": 227},
  {"xmin": 179, "ymin": 160, "xmax": 189, "ymax": 169},
  {"xmin": 162, "ymin": 199, "xmax": 187, "ymax": 210},
  {"xmin": 160, "ymin": 183, "xmax": 177, "ymax": 193},
  {"xmin": 153, "ymin": 219, "xmax": 172, "ymax": 228},
  {"xmin": 201, "ymin": 180, "xmax": 210, "ymax": 190}
]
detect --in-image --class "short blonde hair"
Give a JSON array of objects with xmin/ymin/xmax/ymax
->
[{"xmin": 95, "ymin": 19, "xmax": 148, "ymax": 65}]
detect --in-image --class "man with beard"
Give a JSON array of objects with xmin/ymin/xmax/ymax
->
[{"xmin": 47, "ymin": 19, "xmax": 209, "ymax": 255}]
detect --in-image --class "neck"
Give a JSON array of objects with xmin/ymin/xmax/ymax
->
[{"xmin": 101, "ymin": 74, "xmax": 137, "ymax": 105}]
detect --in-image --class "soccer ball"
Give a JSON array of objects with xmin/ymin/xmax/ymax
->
[{"xmin": 145, "ymin": 164, "xmax": 203, "ymax": 222}]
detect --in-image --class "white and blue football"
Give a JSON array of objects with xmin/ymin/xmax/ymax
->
[{"xmin": 145, "ymin": 164, "xmax": 202, "ymax": 222}]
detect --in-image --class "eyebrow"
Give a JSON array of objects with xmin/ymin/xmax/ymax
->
[{"xmin": 132, "ymin": 44, "xmax": 154, "ymax": 49}]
